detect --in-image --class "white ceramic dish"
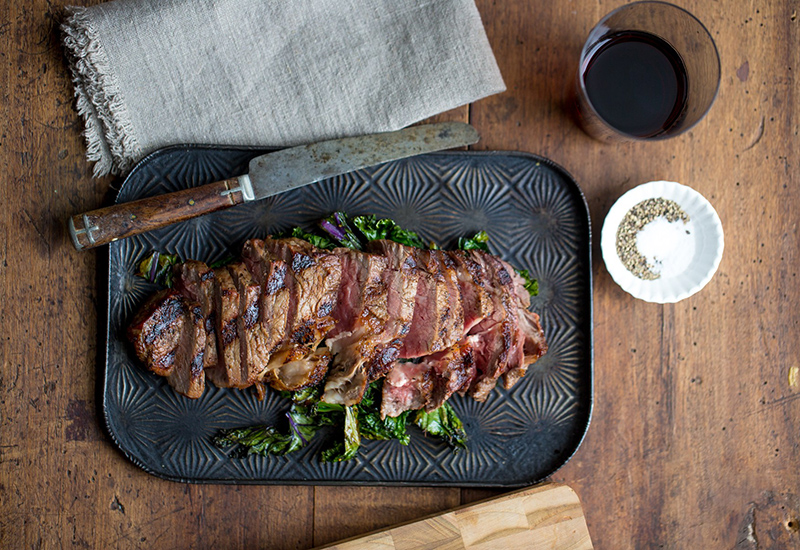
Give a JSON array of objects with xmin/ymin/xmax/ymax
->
[{"xmin": 601, "ymin": 180, "xmax": 724, "ymax": 303}]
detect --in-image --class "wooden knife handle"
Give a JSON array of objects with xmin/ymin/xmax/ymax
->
[{"xmin": 69, "ymin": 177, "xmax": 246, "ymax": 250}]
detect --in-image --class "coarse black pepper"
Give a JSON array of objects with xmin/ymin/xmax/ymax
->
[{"xmin": 615, "ymin": 198, "xmax": 690, "ymax": 280}]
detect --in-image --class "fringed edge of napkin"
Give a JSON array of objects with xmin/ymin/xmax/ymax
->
[{"xmin": 61, "ymin": 7, "xmax": 142, "ymax": 177}]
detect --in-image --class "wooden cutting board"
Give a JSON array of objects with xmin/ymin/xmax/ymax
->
[{"xmin": 316, "ymin": 483, "xmax": 593, "ymax": 550}]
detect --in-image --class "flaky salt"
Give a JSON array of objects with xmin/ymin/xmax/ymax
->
[
  {"xmin": 636, "ymin": 216, "xmax": 695, "ymax": 278},
  {"xmin": 615, "ymin": 198, "xmax": 691, "ymax": 280}
]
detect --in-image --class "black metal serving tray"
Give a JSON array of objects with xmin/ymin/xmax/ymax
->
[{"xmin": 104, "ymin": 146, "xmax": 593, "ymax": 486}]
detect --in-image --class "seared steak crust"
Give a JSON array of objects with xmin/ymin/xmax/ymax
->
[
  {"xmin": 128, "ymin": 289, "xmax": 187, "ymax": 376},
  {"xmin": 174, "ymin": 261, "xmax": 218, "ymax": 370},
  {"xmin": 228, "ymin": 262, "xmax": 273, "ymax": 385},
  {"xmin": 127, "ymin": 289, "xmax": 206, "ymax": 398}
]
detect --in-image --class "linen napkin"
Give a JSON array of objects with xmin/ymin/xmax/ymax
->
[{"xmin": 61, "ymin": 0, "xmax": 505, "ymax": 177}]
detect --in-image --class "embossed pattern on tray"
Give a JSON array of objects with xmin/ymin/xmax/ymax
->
[{"xmin": 105, "ymin": 147, "xmax": 593, "ymax": 486}]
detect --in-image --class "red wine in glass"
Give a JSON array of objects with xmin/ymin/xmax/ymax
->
[{"xmin": 581, "ymin": 31, "xmax": 688, "ymax": 138}]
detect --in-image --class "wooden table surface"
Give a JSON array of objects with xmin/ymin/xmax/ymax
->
[{"xmin": 2, "ymin": 0, "xmax": 799, "ymax": 548}]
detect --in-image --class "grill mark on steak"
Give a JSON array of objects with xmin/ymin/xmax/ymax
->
[
  {"xmin": 260, "ymin": 237, "xmax": 341, "ymax": 392},
  {"xmin": 205, "ymin": 267, "xmax": 247, "ymax": 389},
  {"xmin": 128, "ymin": 289, "xmax": 186, "ymax": 376},
  {"xmin": 174, "ymin": 261, "xmax": 218, "ymax": 370},
  {"xmin": 228, "ymin": 262, "xmax": 274, "ymax": 386},
  {"xmin": 165, "ymin": 303, "xmax": 206, "ymax": 398},
  {"xmin": 142, "ymin": 294, "xmax": 184, "ymax": 349}
]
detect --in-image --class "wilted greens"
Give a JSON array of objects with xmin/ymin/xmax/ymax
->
[
  {"xmin": 413, "ymin": 402, "xmax": 467, "ymax": 450},
  {"xmin": 135, "ymin": 251, "xmax": 181, "ymax": 287},
  {"xmin": 456, "ymin": 230, "xmax": 489, "ymax": 251},
  {"xmin": 212, "ymin": 380, "xmax": 464, "ymax": 462},
  {"xmin": 316, "ymin": 211, "xmax": 428, "ymax": 250}
]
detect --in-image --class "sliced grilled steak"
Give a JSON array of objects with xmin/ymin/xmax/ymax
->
[
  {"xmin": 323, "ymin": 250, "xmax": 391, "ymax": 405},
  {"xmin": 228, "ymin": 262, "xmax": 273, "ymax": 384},
  {"xmin": 241, "ymin": 240, "xmax": 292, "ymax": 363},
  {"xmin": 397, "ymin": 248, "xmax": 464, "ymax": 358},
  {"xmin": 205, "ymin": 268, "xmax": 246, "ymax": 388},
  {"xmin": 447, "ymin": 250, "xmax": 493, "ymax": 333},
  {"xmin": 463, "ymin": 251, "xmax": 523, "ymax": 401},
  {"xmin": 127, "ymin": 289, "xmax": 205, "ymax": 398},
  {"xmin": 174, "ymin": 261, "xmax": 218, "ymax": 369},
  {"xmin": 131, "ymin": 235, "xmax": 547, "ymax": 407}
]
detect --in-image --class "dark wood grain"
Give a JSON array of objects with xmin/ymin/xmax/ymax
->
[
  {"xmin": 2, "ymin": 0, "xmax": 799, "ymax": 549},
  {"xmin": 473, "ymin": 0, "xmax": 800, "ymax": 548},
  {"xmin": 69, "ymin": 178, "xmax": 244, "ymax": 249}
]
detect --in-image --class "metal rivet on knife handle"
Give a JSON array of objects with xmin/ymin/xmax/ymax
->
[{"xmin": 68, "ymin": 177, "xmax": 246, "ymax": 250}]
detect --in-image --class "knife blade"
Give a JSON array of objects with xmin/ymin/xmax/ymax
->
[{"xmin": 69, "ymin": 122, "xmax": 479, "ymax": 250}]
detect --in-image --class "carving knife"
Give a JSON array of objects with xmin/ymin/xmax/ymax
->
[{"xmin": 69, "ymin": 122, "xmax": 479, "ymax": 250}]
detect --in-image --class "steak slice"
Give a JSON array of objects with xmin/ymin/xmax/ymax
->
[
  {"xmin": 398, "ymin": 248, "xmax": 463, "ymax": 358},
  {"xmin": 363, "ymin": 240, "xmax": 420, "ymax": 378},
  {"xmin": 327, "ymin": 249, "xmax": 388, "ymax": 339},
  {"xmin": 173, "ymin": 260, "xmax": 218, "ymax": 369},
  {"xmin": 205, "ymin": 267, "xmax": 246, "ymax": 388},
  {"xmin": 435, "ymin": 250, "xmax": 465, "ymax": 347},
  {"xmin": 242, "ymin": 240, "xmax": 292, "ymax": 363},
  {"xmin": 128, "ymin": 289, "xmax": 186, "ymax": 376},
  {"xmin": 464, "ymin": 251, "xmax": 523, "ymax": 401},
  {"xmin": 127, "ymin": 289, "xmax": 205, "ymax": 398},
  {"xmin": 501, "ymin": 266, "xmax": 548, "ymax": 389},
  {"xmin": 228, "ymin": 262, "xmax": 273, "ymax": 385},
  {"xmin": 262, "ymin": 237, "xmax": 341, "ymax": 351},
  {"xmin": 380, "ymin": 362, "xmax": 434, "ymax": 418},
  {"xmin": 446, "ymin": 250, "xmax": 493, "ymax": 333},
  {"xmin": 323, "ymin": 250, "xmax": 391, "ymax": 405},
  {"xmin": 380, "ymin": 336, "xmax": 478, "ymax": 418},
  {"xmin": 165, "ymin": 302, "xmax": 206, "ymax": 398},
  {"xmin": 424, "ymin": 336, "xmax": 478, "ymax": 411}
]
